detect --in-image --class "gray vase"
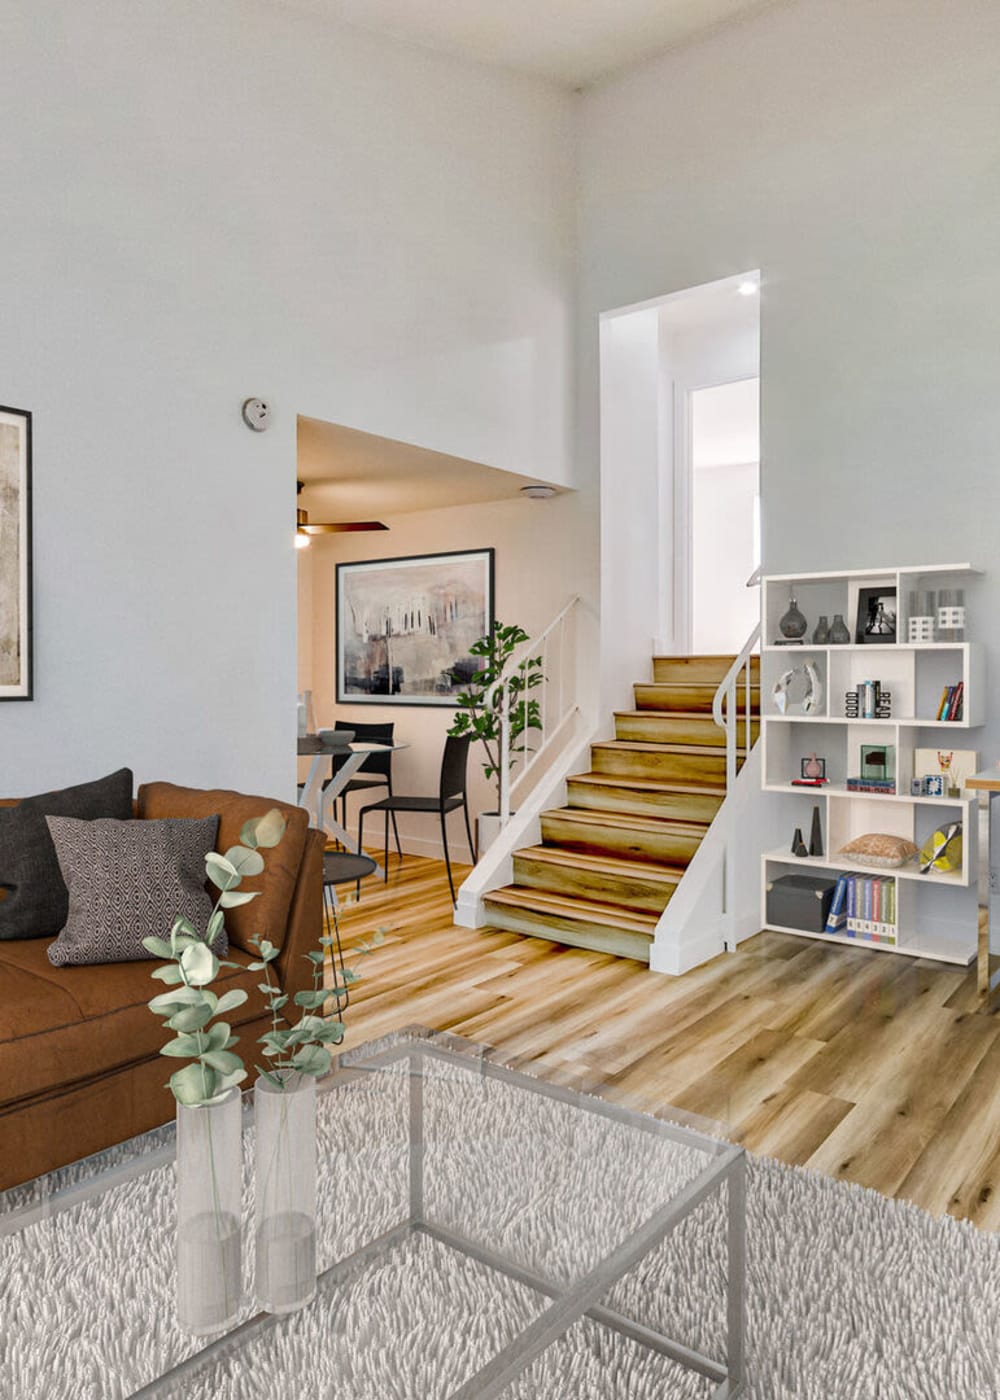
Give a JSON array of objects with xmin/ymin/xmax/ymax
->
[
  {"xmin": 779, "ymin": 595, "xmax": 808, "ymax": 640},
  {"xmin": 812, "ymin": 615, "xmax": 830, "ymax": 645},
  {"xmin": 829, "ymin": 613, "xmax": 851, "ymax": 645}
]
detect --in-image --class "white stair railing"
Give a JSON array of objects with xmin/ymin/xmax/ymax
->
[
  {"xmin": 490, "ymin": 596, "xmax": 581, "ymax": 826},
  {"xmin": 711, "ymin": 623, "xmax": 761, "ymax": 791}
]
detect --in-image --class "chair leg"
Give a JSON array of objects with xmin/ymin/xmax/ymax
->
[
  {"xmin": 323, "ymin": 884, "xmax": 349, "ymax": 1012},
  {"xmin": 463, "ymin": 798, "xmax": 476, "ymax": 863},
  {"xmin": 386, "ymin": 777, "xmax": 403, "ymax": 859},
  {"xmin": 440, "ymin": 807, "xmax": 456, "ymax": 906},
  {"xmin": 384, "ymin": 810, "xmax": 390, "ymax": 882}
]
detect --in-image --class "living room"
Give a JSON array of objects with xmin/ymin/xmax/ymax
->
[{"xmin": 3, "ymin": 1, "xmax": 1000, "ymax": 1395}]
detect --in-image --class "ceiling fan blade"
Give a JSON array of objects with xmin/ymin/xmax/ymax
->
[{"xmin": 302, "ymin": 521, "xmax": 389, "ymax": 534}]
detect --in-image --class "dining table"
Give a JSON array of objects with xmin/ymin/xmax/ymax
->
[{"xmin": 297, "ymin": 734, "xmax": 409, "ymax": 877}]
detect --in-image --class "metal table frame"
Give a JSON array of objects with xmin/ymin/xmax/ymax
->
[
  {"xmin": 297, "ymin": 737, "xmax": 407, "ymax": 878},
  {"xmin": 132, "ymin": 1033, "xmax": 747, "ymax": 1399}
]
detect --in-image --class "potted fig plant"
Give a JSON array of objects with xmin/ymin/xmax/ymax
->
[{"xmin": 448, "ymin": 621, "xmax": 543, "ymax": 855}]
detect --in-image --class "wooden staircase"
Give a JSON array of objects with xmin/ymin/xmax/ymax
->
[{"xmin": 483, "ymin": 654, "xmax": 760, "ymax": 962}]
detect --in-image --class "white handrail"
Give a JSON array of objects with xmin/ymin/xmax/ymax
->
[
  {"xmin": 488, "ymin": 596, "xmax": 581, "ymax": 827},
  {"xmin": 712, "ymin": 622, "xmax": 761, "ymax": 791}
]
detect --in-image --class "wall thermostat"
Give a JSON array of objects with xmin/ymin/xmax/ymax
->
[{"xmin": 242, "ymin": 397, "xmax": 271, "ymax": 431}]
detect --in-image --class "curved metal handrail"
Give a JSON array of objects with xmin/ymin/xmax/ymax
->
[{"xmin": 712, "ymin": 622, "xmax": 761, "ymax": 790}]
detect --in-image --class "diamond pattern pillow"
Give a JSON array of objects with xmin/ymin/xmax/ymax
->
[{"xmin": 45, "ymin": 815, "xmax": 223, "ymax": 967}]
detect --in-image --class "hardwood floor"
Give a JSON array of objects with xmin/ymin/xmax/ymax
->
[{"xmin": 334, "ymin": 851, "xmax": 1000, "ymax": 1231}]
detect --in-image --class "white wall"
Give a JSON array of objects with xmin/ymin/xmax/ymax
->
[
  {"xmin": 692, "ymin": 461, "xmax": 759, "ymax": 654},
  {"xmin": 0, "ymin": 0, "xmax": 575, "ymax": 799},
  {"xmin": 580, "ymin": 0, "xmax": 1000, "ymax": 756},
  {"xmin": 299, "ymin": 488, "xmax": 596, "ymax": 855}
]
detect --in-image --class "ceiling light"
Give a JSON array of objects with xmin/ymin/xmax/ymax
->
[
  {"xmin": 520, "ymin": 484, "xmax": 557, "ymax": 500},
  {"xmin": 737, "ymin": 279, "xmax": 759, "ymax": 297},
  {"xmin": 295, "ymin": 530, "xmax": 311, "ymax": 549}
]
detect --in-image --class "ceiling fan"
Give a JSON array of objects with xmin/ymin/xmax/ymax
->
[{"xmin": 295, "ymin": 480, "xmax": 388, "ymax": 548}]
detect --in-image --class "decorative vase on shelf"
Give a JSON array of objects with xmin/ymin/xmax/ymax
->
[
  {"xmin": 255, "ymin": 1073, "xmax": 317, "ymax": 1315},
  {"xmin": 176, "ymin": 1088, "xmax": 243, "ymax": 1336},
  {"xmin": 779, "ymin": 594, "xmax": 808, "ymax": 641},
  {"xmin": 828, "ymin": 614, "xmax": 851, "ymax": 645},
  {"xmin": 812, "ymin": 615, "xmax": 830, "ymax": 645}
]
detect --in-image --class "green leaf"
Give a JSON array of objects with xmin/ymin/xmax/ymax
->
[
  {"xmin": 259, "ymin": 939, "xmax": 277, "ymax": 960},
  {"xmin": 224, "ymin": 845, "xmax": 265, "ymax": 878},
  {"xmin": 170, "ymin": 915, "xmax": 198, "ymax": 940},
  {"xmin": 257, "ymin": 982, "xmax": 276, "ymax": 995},
  {"xmin": 160, "ymin": 1033, "xmax": 203, "ymax": 1057},
  {"xmin": 213, "ymin": 1067, "xmax": 247, "ymax": 1095},
  {"xmin": 294, "ymin": 989, "xmax": 331, "ymax": 1009},
  {"xmin": 180, "ymin": 942, "xmax": 218, "ymax": 987},
  {"xmin": 311, "ymin": 1020, "xmax": 346, "ymax": 1043},
  {"xmin": 219, "ymin": 890, "xmax": 258, "ymax": 909},
  {"xmin": 305, "ymin": 950, "xmax": 325, "ymax": 965},
  {"xmin": 239, "ymin": 818, "xmax": 260, "ymax": 850},
  {"xmin": 149, "ymin": 985, "xmax": 207, "ymax": 1014},
  {"xmin": 205, "ymin": 1021, "xmax": 231, "ymax": 1051},
  {"xmin": 202, "ymin": 1049, "xmax": 243, "ymax": 1075},
  {"xmin": 205, "ymin": 851, "xmax": 240, "ymax": 891},
  {"xmin": 206, "ymin": 910, "xmax": 225, "ymax": 946},
  {"xmin": 169, "ymin": 1062, "xmax": 216, "ymax": 1106},
  {"xmin": 270, "ymin": 994, "xmax": 288, "ymax": 1010},
  {"xmin": 150, "ymin": 963, "xmax": 186, "ymax": 985},
  {"xmin": 142, "ymin": 936, "xmax": 174, "ymax": 959},
  {"xmin": 251, "ymin": 809, "xmax": 287, "ymax": 849},
  {"xmin": 291, "ymin": 1044, "xmax": 332, "ymax": 1076},
  {"xmin": 214, "ymin": 988, "xmax": 249, "ymax": 1015},
  {"xmin": 167, "ymin": 1003, "xmax": 215, "ymax": 1032}
]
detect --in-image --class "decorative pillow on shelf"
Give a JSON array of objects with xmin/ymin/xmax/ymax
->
[
  {"xmin": 0, "ymin": 768, "xmax": 134, "ymax": 941},
  {"xmin": 45, "ymin": 815, "xmax": 223, "ymax": 967},
  {"xmin": 838, "ymin": 833, "xmax": 918, "ymax": 869}
]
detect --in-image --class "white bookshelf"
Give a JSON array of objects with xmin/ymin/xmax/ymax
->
[{"xmin": 759, "ymin": 563, "xmax": 984, "ymax": 966}]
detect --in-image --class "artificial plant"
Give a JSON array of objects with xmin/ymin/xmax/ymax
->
[
  {"xmin": 143, "ymin": 808, "xmax": 287, "ymax": 1107},
  {"xmin": 448, "ymin": 621, "xmax": 544, "ymax": 809}
]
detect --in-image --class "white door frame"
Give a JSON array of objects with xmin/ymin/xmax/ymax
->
[{"xmin": 672, "ymin": 373, "xmax": 760, "ymax": 657}]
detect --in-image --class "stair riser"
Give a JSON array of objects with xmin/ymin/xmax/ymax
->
[
  {"xmin": 615, "ymin": 714, "xmax": 759, "ymax": 747},
  {"xmin": 633, "ymin": 683, "xmax": 760, "ymax": 714},
  {"xmin": 652, "ymin": 656, "xmax": 760, "ymax": 685},
  {"xmin": 567, "ymin": 778, "xmax": 724, "ymax": 823},
  {"xmin": 592, "ymin": 746, "xmax": 729, "ymax": 783},
  {"xmin": 482, "ymin": 902, "xmax": 652, "ymax": 963},
  {"xmin": 540, "ymin": 813, "xmax": 704, "ymax": 867},
  {"xmin": 513, "ymin": 853, "xmax": 677, "ymax": 914}
]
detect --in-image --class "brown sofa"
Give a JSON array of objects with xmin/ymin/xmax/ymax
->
[{"xmin": 0, "ymin": 781, "xmax": 325, "ymax": 1191}]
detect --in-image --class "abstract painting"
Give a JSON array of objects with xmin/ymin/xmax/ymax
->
[
  {"xmin": 336, "ymin": 549, "xmax": 494, "ymax": 705},
  {"xmin": 0, "ymin": 405, "xmax": 32, "ymax": 701}
]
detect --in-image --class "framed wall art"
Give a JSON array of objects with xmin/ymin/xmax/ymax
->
[
  {"xmin": 0, "ymin": 405, "xmax": 32, "ymax": 701},
  {"xmin": 336, "ymin": 548, "xmax": 494, "ymax": 705}
]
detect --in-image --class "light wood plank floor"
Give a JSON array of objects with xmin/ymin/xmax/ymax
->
[{"xmin": 334, "ymin": 852, "xmax": 1000, "ymax": 1231}]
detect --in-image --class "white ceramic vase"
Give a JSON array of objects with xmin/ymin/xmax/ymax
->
[{"xmin": 254, "ymin": 1073, "xmax": 317, "ymax": 1315}]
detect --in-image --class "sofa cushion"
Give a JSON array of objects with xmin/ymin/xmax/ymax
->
[
  {"xmin": 45, "ymin": 815, "xmax": 222, "ymax": 967},
  {"xmin": 0, "ymin": 938, "xmax": 265, "ymax": 1109},
  {"xmin": 136, "ymin": 782, "xmax": 308, "ymax": 955},
  {"xmin": 0, "ymin": 769, "xmax": 134, "ymax": 941}
]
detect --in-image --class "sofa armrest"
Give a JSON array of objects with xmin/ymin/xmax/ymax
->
[{"xmin": 274, "ymin": 827, "xmax": 325, "ymax": 1004}]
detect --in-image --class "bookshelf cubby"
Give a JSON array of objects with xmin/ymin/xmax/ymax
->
[{"xmin": 760, "ymin": 563, "xmax": 983, "ymax": 965}]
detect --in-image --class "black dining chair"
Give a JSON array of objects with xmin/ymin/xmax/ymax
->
[
  {"xmin": 326, "ymin": 719, "xmax": 402, "ymax": 858},
  {"xmin": 357, "ymin": 735, "xmax": 475, "ymax": 905}
]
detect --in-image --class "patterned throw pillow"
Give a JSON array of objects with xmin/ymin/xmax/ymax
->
[
  {"xmin": 45, "ymin": 815, "xmax": 223, "ymax": 967},
  {"xmin": 838, "ymin": 833, "xmax": 918, "ymax": 869}
]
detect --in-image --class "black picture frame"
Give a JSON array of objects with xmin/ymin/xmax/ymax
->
[
  {"xmin": 856, "ymin": 586, "xmax": 897, "ymax": 645},
  {"xmin": 336, "ymin": 547, "xmax": 495, "ymax": 706},
  {"xmin": 0, "ymin": 404, "xmax": 33, "ymax": 701},
  {"xmin": 800, "ymin": 756, "xmax": 827, "ymax": 780}
]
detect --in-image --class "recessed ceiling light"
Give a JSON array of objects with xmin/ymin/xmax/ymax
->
[
  {"xmin": 520, "ymin": 484, "xmax": 557, "ymax": 500},
  {"xmin": 737, "ymin": 279, "xmax": 759, "ymax": 297}
]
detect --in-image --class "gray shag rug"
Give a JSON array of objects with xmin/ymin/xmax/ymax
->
[{"xmin": 2, "ymin": 1037, "xmax": 999, "ymax": 1399}]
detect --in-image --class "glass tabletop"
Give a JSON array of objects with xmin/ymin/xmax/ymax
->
[{"xmin": 0, "ymin": 1028, "xmax": 744, "ymax": 1399}]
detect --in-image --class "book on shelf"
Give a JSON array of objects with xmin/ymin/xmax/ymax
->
[
  {"xmin": 937, "ymin": 682, "xmax": 964, "ymax": 722},
  {"xmin": 825, "ymin": 872, "xmax": 896, "ymax": 942},
  {"xmin": 846, "ymin": 777, "xmax": 897, "ymax": 794}
]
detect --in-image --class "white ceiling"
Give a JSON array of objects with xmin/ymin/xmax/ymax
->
[
  {"xmin": 276, "ymin": 0, "xmax": 783, "ymax": 87},
  {"xmin": 297, "ymin": 416, "xmax": 550, "ymax": 519}
]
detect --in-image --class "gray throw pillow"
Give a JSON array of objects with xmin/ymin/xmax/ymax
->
[
  {"xmin": 0, "ymin": 768, "xmax": 134, "ymax": 940},
  {"xmin": 45, "ymin": 815, "xmax": 224, "ymax": 967}
]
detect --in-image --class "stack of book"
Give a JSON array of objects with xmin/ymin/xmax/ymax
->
[
  {"xmin": 936, "ymin": 682, "xmax": 964, "ymax": 721},
  {"xmin": 824, "ymin": 872, "xmax": 897, "ymax": 944},
  {"xmin": 846, "ymin": 776, "xmax": 896, "ymax": 795}
]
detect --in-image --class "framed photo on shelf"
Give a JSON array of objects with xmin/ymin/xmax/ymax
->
[
  {"xmin": 336, "ymin": 548, "xmax": 494, "ymax": 706},
  {"xmin": 0, "ymin": 405, "xmax": 32, "ymax": 701},
  {"xmin": 856, "ymin": 586, "xmax": 897, "ymax": 644}
]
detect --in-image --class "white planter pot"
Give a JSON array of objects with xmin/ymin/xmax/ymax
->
[{"xmin": 477, "ymin": 812, "xmax": 513, "ymax": 858}]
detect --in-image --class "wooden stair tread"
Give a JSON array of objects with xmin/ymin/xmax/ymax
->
[
  {"xmin": 541, "ymin": 807, "xmax": 709, "ymax": 837},
  {"xmin": 570, "ymin": 771, "xmax": 728, "ymax": 798},
  {"xmin": 483, "ymin": 886, "xmax": 659, "ymax": 934},
  {"xmin": 615, "ymin": 709, "xmax": 756, "ymax": 721},
  {"xmin": 593, "ymin": 740, "xmax": 748, "ymax": 758},
  {"xmin": 513, "ymin": 845, "xmax": 683, "ymax": 886}
]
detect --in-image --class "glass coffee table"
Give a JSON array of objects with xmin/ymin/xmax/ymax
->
[{"xmin": 0, "ymin": 1029, "xmax": 746, "ymax": 1398}]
